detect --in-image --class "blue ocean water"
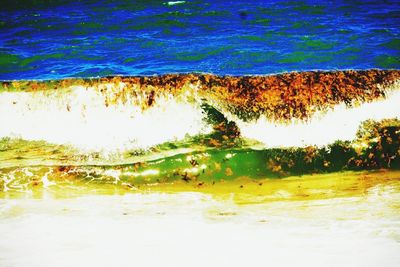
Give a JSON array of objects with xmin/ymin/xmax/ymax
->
[{"xmin": 0, "ymin": 0, "xmax": 399, "ymax": 80}]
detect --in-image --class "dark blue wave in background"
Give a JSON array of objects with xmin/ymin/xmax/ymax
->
[{"xmin": 0, "ymin": 0, "xmax": 399, "ymax": 80}]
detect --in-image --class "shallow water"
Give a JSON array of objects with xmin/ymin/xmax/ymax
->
[{"xmin": 1, "ymin": 175, "xmax": 400, "ymax": 267}]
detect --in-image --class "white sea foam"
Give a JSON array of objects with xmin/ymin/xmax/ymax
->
[
  {"xmin": 166, "ymin": 1, "xmax": 185, "ymax": 6},
  {"xmin": 0, "ymin": 85, "xmax": 211, "ymax": 151},
  {"xmin": 235, "ymin": 88, "xmax": 400, "ymax": 148},
  {"xmin": 0, "ymin": 82, "xmax": 399, "ymax": 151}
]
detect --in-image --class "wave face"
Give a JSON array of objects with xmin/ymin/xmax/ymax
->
[
  {"xmin": 0, "ymin": 70, "xmax": 399, "ymax": 194},
  {"xmin": 0, "ymin": 0, "xmax": 399, "ymax": 79}
]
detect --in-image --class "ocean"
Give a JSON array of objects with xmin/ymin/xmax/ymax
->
[
  {"xmin": 1, "ymin": 1, "xmax": 400, "ymax": 267},
  {"xmin": 0, "ymin": 0, "xmax": 399, "ymax": 80}
]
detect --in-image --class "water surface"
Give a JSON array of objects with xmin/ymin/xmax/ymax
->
[{"xmin": 1, "ymin": 0, "xmax": 399, "ymax": 80}]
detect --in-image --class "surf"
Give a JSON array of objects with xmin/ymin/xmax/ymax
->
[
  {"xmin": 0, "ymin": 70, "xmax": 399, "ymax": 152},
  {"xmin": 0, "ymin": 70, "xmax": 399, "ymax": 194}
]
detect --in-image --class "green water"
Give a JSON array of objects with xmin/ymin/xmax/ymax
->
[{"xmin": 1, "ymin": 117, "xmax": 399, "ymax": 197}]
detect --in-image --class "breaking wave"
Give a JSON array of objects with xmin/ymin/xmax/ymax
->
[
  {"xmin": 1, "ymin": 70, "xmax": 399, "ymax": 193},
  {"xmin": 0, "ymin": 70, "xmax": 399, "ymax": 152}
]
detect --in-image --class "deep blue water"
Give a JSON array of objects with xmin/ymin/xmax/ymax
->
[{"xmin": 0, "ymin": 0, "xmax": 399, "ymax": 80}]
